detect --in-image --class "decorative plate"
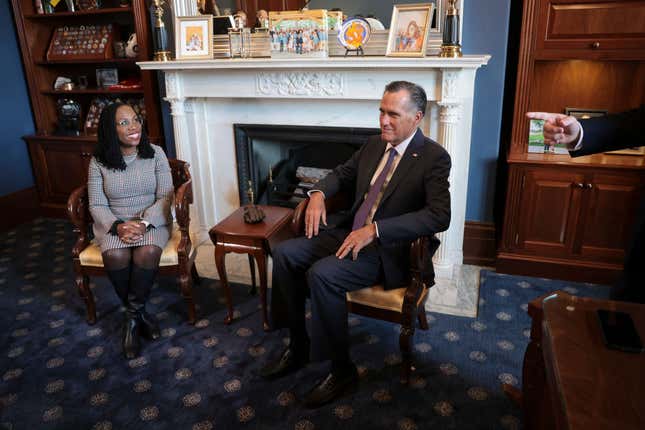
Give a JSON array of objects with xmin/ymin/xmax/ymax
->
[{"xmin": 337, "ymin": 17, "xmax": 371, "ymax": 50}]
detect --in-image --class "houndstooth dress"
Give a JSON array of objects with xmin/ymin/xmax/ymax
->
[{"xmin": 88, "ymin": 144, "xmax": 174, "ymax": 253}]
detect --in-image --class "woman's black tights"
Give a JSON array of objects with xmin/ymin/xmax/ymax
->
[{"xmin": 103, "ymin": 245, "xmax": 162, "ymax": 310}]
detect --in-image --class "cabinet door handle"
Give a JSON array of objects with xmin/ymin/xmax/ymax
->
[
  {"xmin": 574, "ymin": 182, "xmax": 584, "ymax": 188},
  {"xmin": 585, "ymin": 183, "xmax": 593, "ymax": 189},
  {"xmin": 591, "ymin": 41, "xmax": 600, "ymax": 49}
]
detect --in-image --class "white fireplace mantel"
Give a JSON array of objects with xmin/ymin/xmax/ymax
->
[{"xmin": 139, "ymin": 55, "xmax": 490, "ymax": 281}]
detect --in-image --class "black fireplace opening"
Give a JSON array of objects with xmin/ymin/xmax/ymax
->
[{"xmin": 234, "ymin": 124, "xmax": 380, "ymax": 208}]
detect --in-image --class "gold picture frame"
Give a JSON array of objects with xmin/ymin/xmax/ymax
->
[
  {"xmin": 268, "ymin": 9, "xmax": 329, "ymax": 58},
  {"xmin": 386, "ymin": 3, "xmax": 434, "ymax": 57},
  {"xmin": 175, "ymin": 15, "xmax": 214, "ymax": 60}
]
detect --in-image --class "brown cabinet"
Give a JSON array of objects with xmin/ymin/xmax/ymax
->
[
  {"xmin": 25, "ymin": 136, "xmax": 94, "ymax": 214},
  {"xmin": 10, "ymin": 0, "xmax": 164, "ymax": 216},
  {"xmin": 502, "ymin": 164, "xmax": 644, "ymax": 280},
  {"xmin": 535, "ymin": 0, "xmax": 645, "ymax": 60},
  {"xmin": 498, "ymin": 0, "xmax": 645, "ymax": 284}
]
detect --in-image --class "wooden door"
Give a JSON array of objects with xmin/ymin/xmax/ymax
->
[
  {"xmin": 575, "ymin": 171, "xmax": 645, "ymax": 262},
  {"xmin": 236, "ymin": 0, "xmax": 305, "ymax": 27},
  {"xmin": 516, "ymin": 167, "xmax": 586, "ymax": 258}
]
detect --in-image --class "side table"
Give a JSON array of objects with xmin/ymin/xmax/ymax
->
[{"xmin": 208, "ymin": 205, "xmax": 294, "ymax": 330}]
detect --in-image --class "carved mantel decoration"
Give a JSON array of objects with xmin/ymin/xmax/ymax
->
[{"xmin": 138, "ymin": 56, "xmax": 490, "ymax": 282}]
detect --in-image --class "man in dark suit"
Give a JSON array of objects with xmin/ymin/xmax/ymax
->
[
  {"xmin": 260, "ymin": 81, "xmax": 451, "ymax": 407},
  {"xmin": 527, "ymin": 106, "xmax": 644, "ymax": 304}
]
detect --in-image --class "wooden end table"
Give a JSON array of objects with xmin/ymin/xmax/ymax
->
[{"xmin": 208, "ymin": 205, "xmax": 294, "ymax": 331}]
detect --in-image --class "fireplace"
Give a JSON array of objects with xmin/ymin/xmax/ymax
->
[
  {"xmin": 234, "ymin": 124, "xmax": 380, "ymax": 208},
  {"xmin": 139, "ymin": 55, "xmax": 490, "ymax": 281}
]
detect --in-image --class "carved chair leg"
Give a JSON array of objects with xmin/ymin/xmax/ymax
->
[
  {"xmin": 191, "ymin": 263, "xmax": 201, "ymax": 285},
  {"xmin": 417, "ymin": 307, "xmax": 429, "ymax": 330},
  {"xmin": 179, "ymin": 274, "xmax": 196, "ymax": 324},
  {"xmin": 76, "ymin": 274, "xmax": 96, "ymax": 325},
  {"xmin": 399, "ymin": 324, "xmax": 415, "ymax": 384}
]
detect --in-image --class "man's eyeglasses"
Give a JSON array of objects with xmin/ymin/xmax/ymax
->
[{"xmin": 116, "ymin": 117, "xmax": 143, "ymax": 127}]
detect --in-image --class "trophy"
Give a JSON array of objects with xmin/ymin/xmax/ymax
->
[
  {"xmin": 151, "ymin": 0, "xmax": 171, "ymax": 61},
  {"xmin": 439, "ymin": 0, "xmax": 462, "ymax": 58},
  {"xmin": 56, "ymin": 98, "xmax": 82, "ymax": 136}
]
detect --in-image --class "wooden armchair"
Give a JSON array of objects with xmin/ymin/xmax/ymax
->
[
  {"xmin": 291, "ymin": 193, "xmax": 432, "ymax": 384},
  {"xmin": 67, "ymin": 159, "xmax": 199, "ymax": 325}
]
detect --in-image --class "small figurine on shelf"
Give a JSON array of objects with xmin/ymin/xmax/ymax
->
[
  {"xmin": 243, "ymin": 180, "xmax": 266, "ymax": 224},
  {"xmin": 56, "ymin": 98, "xmax": 82, "ymax": 136}
]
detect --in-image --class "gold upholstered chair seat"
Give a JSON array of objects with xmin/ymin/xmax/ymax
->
[
  {"xmin": 68, "ymin": 159, "xmax": 200, "ymax": 325},
  {"xmin": 346, "ymin": 284, "xmax": 429, "ymax": 313},
  {"xmin": 79, "ymin": 223, "xmax": 199, "ymax": 267}
]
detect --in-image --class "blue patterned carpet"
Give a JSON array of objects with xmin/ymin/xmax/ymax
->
[{"xmin": 1, "ymin": 219, "xmax": 611, "ymax": 430}]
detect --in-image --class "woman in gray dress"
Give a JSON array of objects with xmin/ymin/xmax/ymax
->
[{"xmin": 88, "ymin": 102, "xmax": 173, "ymax": 358}]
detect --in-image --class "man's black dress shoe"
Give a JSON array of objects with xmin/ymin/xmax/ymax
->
[
  {"xmin": 303, "ymin": 365, "xmax": 358, "ymax": 408},
  {"xmin": 259, "ymin": 347, "xmax": 308, "ymax": 380}
]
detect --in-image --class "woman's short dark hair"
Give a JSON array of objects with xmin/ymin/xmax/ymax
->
[
  {"xmin": 94, "ymin": 101, "xmax": 154, "ymax": 170},
  {"xmin": 384, "ymin": 81, "xmax": 427, "ymax": 115}
]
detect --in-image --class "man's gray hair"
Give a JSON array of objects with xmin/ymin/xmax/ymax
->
[{"xmin": 384, "ymin": 81, "xmax": 427, "ymax": 115}]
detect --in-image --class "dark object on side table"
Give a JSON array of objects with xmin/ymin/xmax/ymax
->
[{"xmin": 243, "ymin": 205, "xmax": 266, "ymax": 224}]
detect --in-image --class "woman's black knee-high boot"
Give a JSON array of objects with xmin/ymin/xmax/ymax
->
[
  {"xmin": 130, "ymin": 265, "xmax": 160, "ymax": 340},
  {"xmin": 106, "ymin": 267, "xmax": 140, "ymax": 359}
]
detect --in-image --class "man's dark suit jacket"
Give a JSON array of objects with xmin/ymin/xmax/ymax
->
[
  {"xmin": 572, "ymin": 105, "xmax": 644, "ymax": 303},
  {"xmin": 571, "ymin": 105, "xmax": 644, "ymax": 156},
  {"xmin": 315, "ymin": 128, "xmax": 451, "ymax": 289}
]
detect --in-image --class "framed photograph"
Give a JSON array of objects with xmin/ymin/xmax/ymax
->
[
  {"xmin": 527, "ymin": 118, "xmax": 568, "ymax": 155},
  {"xmin": 95, "ymin": 68, "xmax": 118, "ymax": 89},
  {"xmin": 175, "ymin": 15, "xmax": 213, "ymax": 60},
  {"xmin": 268, "ymin": 9, "xmax": 329, "ymax": 58},
  {"xmin": 327, "ymin": 10, "xmax": 344, "ymax": 31},
  {"xmin": 564, "ymin": 107, "xmax": 608, "ymax": 120},
  {"xmin": 386, "ymin": 3, "xmax": 434, "ymax": 57}
]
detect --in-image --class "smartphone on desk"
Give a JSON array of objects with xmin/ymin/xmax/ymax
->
[{"xmin": 597, "ymin": 309, "xmax": 644, "ymax": 353}]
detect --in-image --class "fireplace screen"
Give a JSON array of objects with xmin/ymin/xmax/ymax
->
[{"xmin": 234, "ymin": 124, "xmax": 380, "ymax": 208}]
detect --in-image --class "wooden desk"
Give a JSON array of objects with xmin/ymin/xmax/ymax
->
[
  {"xmin": 522, "ymin": 291, "xmax": 645, "ymax": 430},
  {"xmin": 208, "ymin": 205, "xmax": 293, "ymax": 331}
]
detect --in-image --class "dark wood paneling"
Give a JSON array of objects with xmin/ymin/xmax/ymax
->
[
  {"xmin": 530, "ymin": 61, "xmax": 645, "ymax": 115},
  {"xmin": 0, "ymin": 187, "xmax": 40, "ymax": 231},
  {"xmin": 463, "ymin": 221, "xmax": 496, "ymax": 266}
]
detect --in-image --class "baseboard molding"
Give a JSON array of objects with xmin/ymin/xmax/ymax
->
[
  {"xmin": 200, "ymin": 219, "xmax": 497, "ymax": 269},
  {"xmin": 463, "ymin": 221, "xmax": 496, "ymax": 266},
  {"xmin": 496, "ymin": 252, "xmax": 621, "ymax": 285},
  {"xmin": 0, "ymin": 187, "xmax": 40, "ymax": 231}
]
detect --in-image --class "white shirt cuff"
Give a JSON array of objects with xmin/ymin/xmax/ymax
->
[
  {"xmin": 140, "ymin": 220, "xmax": 151, "ymax": 228},
  {"xmin": 569, "ymin": 125, "xmax": 584, "ymax": 152},
  {"xmin": 373, "ymin": 221, "xmax": 380, "ymax": 238},
  {"xmin": 307, "ymin": 190, "xmax": 325, "ymax": 199}
]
